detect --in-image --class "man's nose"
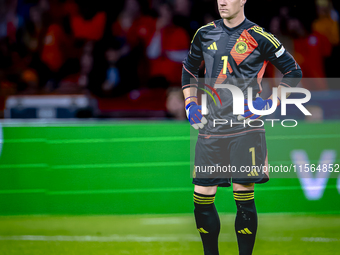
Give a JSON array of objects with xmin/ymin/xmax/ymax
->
[{"xmin": 219, "ymin": 0, "xmax": 227, "ymax": 6}]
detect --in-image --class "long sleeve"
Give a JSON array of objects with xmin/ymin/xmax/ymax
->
[
  {"xmin": 254, "ymin": 27, "xmax": 303, "ymax": 87},
  {"xmin": 182, "ymin": 28, "xmax": 204, "ymax": 90}
]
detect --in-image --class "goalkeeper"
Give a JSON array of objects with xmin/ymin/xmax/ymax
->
[{"xmin": 182, "ymin": 0, "xmax": 302, "ymax": 254}]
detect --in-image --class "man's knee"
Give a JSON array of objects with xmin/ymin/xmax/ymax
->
[
  {"xmin": 233, "ymin": 182, "xmax": 254, "ymax": 191},
  {"xmin": 194, "ymin": 185, "xmax": 218, "ymax": 195}
]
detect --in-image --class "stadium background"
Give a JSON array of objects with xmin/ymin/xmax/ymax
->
[{"xmin": 0, "ymin": 0, "xmax": 339, "ymax": 254}]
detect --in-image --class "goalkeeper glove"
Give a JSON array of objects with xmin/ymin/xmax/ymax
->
[
  {"xmin": 185, "ymin": 102, "xmax": 207, "ymax": 129},
  {"xmin": 238, "ymin": 97, "xmax": 280, "ymax": 120}
]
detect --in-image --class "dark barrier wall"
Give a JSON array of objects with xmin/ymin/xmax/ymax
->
[{"xmin": 0, "ymin": 121, "xmax": 339, "ymax": 215}]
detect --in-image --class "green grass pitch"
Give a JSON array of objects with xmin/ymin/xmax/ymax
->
[{"xmin": 0, "ymin": 214, "xmax": 339, "ymax": 255}]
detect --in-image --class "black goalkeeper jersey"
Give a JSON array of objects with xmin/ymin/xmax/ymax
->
[{"xmin": 182, "ymin": 18, "xmax": 302, "ymax": 137}]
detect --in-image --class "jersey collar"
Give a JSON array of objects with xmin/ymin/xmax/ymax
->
[{"xmin": 221, "ymin": 18, "xmax": 247, "ymax": 35}]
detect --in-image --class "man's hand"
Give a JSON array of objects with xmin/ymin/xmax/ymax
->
[
  {"xmin": 185, "ymin": 102, "xmax": 207, "ymax": 129},
  {"xmin": 238, "ymin": 97, "xmax": 279, "ymax": 120}
]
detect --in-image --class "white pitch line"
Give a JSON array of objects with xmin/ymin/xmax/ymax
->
[
  {"xmin": 0, "ymin": 235, "xmax": 201, "ymax": 242},
  {"xmin": 263, "ymin": 237, "xmax": 293, "ymax": 242},
  {"xmin": 301, "ymin": 237, "xmax": 339, "ymax": 242},
  {"xmin": 0, "ymin": 234, "xmax": 231, "ymax": 242},
  {"xmin": 0, "ymin": 235, "xmax": 338, "ymax": 243}
]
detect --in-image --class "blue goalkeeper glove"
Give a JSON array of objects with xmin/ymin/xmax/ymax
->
[
  {"xmin": 238, "ymin": 97, "xmax": 280, "ymax": 120},
  {"xmin": 185, "ymin": 102, "xmax": 207, "ymax": 129}
]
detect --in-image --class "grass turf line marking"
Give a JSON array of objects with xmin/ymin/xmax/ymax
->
[
  {"xmin": 0, "ymin": 235, "xmax": 337, "ymax": 243},
  {"xmin": 0, "ymin": 235, "xmax": 201, "ymax": 242},
  {"xmin": 4, "ymin": 136, "xmax": 191, "ymax": 144},
  {"xmin": 1, "ymin": 185, "xmax": 338, "ymax": 195},
  {"xmin": 4, "ymin": 133, "xmax": 340, "ymax": 144},
  {"xmin": 301, "ymin": 237, "xmax": 340, "ymax": 242}
]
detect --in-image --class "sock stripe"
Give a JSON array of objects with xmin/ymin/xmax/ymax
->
[
  {"xmin": 194, "ymin": 199, "xmax": 215, "ymax": 203},
  {"xmin": 233, "ymin": 191, "xmax": 254, "ymax": 201},
  {"xmin": 233, "ymin": 192, "xmax": 254, "ymax": 195},
  {"xmin": 234, "ymin": 196, "xmax": 254, "ymax": 200},
  {"xmin": 194, "ymin": 201, "xmax": 215, "ymax": 204},
  {"xmin": 234, "ymin": 196, "xmax": 254, "ymax": 201},
  {"xmin": 194, "ymin": 193, "xmax": 215, "ymax": 205},
  {"xmin": 194, "ymin": 198, "xmax": 215, "ymax": 202},
  {"xmin": 234, "ymin": 194, "xmax": 254, "ymax": 198},
  {"xmin": 234, "ymin": 197, "xmax": 254, "ymax": 201},
  {"xmin": 194, "ymin": 194, "xmax": 215, "ymax": 200},
  {"xmin": 194, "ymin": 198, "xmax": 215, "ymax": 204}
]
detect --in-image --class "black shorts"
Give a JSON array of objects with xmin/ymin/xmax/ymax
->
[{"xmin": 193, "ymin": 131, "xmax": 269, "ymax": 187}]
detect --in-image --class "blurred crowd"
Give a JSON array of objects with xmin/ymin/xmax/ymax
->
[{"xmin": 0, "ymin": 0, "xmax": 339, "ymax": 118}]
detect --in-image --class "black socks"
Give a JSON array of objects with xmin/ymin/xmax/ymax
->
[
  {"xmin": 194, "ymin": 190, "xmax": 258, "ymax": 255},
  {"xmin": 194, "ymin": 192, "xmax": 220, "ymax": 255},
  {"xmin": 233, "ymin": 190, "xmax": 257, "ymax": 255}
]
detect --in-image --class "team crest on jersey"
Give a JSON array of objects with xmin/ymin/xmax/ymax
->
[
  {"xmin": 231, "ymin": 30, "xmax": 258, "ymax": 65},
  {"xmin": 235, "ymin": 39, "xmax": 248, "ymax": 54}
]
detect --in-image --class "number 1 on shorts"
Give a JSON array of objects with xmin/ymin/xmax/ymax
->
[{"xmin": 249, "ymin": 147, "xmax": 255, "ymax": 165}]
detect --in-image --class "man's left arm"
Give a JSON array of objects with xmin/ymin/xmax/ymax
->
[
  {"xmin": 241, "ymin": 29, "xmax": 302, "ymax": 120},
  {"xmin": 267, "ymin": 46, "xmax": 303, "ymax": 96}
]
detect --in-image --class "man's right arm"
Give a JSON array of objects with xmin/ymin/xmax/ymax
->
[
  {"xmin": 182, "ymin": 28, "xmax": 204, "ymax": 104},
  {"xmin": 182, "ymin": 28, "xmax": 206, "ymax": 129}
]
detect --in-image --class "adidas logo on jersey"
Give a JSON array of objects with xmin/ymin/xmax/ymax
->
[{"xmin": 208, "ymin": 42, "xmax": 217, "ymax": 50}]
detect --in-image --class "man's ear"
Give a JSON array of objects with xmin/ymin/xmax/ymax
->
[{"xmin": 241, "ymin": 0, "xmax": 247, "ymax": 7}]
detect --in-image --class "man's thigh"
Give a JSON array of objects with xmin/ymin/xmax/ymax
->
[
  {"xmin": 193, "ymin": 137, "xmax": 231, "ymax": 187},
  {"xmin": 229, "ymin": 132, "xmax": 269, "ymax": 184}
]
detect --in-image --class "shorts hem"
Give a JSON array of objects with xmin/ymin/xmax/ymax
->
[
  {"xmin": 232, "ymin": 176, "xmax": 269, "ymax": 185},
  {"xmin": 192, "ymin": 179, "xmax": 231, "ymax": 187}
]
